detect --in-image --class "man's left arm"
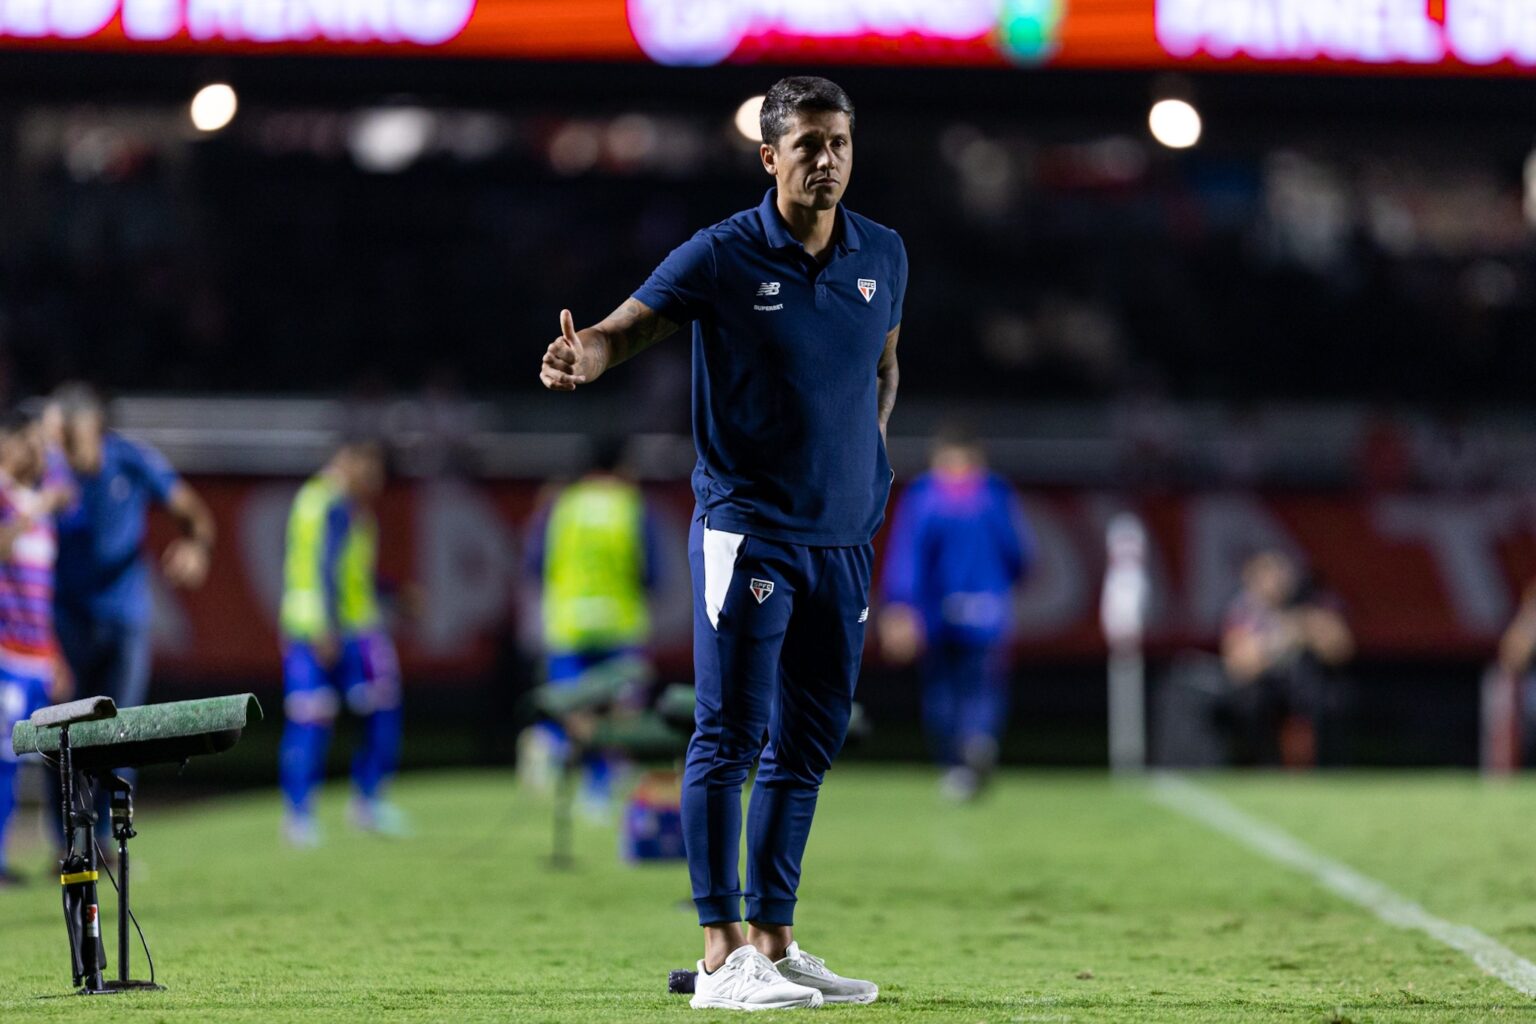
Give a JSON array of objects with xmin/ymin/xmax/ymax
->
[
  {"xmin": 162, "ymin": 481, "xmax": 216, "ymax": 590},
  {"xmin": 130, "ymin": 437, "xmax": 216, "ymax": 588},
  {"xmin": 877, "ymin": 324, "xmax": 900, "ymax": 440}
]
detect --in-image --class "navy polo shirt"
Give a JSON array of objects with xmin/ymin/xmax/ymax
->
[
  {"xmin": 632, "ymin": 188, "xmax": 907, "ymax": 547},
  {"xmin": 55, "ymin": 431, "xmax": 181, "ymax": 627}
]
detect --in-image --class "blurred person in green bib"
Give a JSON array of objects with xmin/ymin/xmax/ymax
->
[
  {"xmin": 278, "ymin": 437, "xmax": 406, "ymax": 846},
  {"xmin": 522, "ymin": 437, "xmax": 662, "ymax": 814}
]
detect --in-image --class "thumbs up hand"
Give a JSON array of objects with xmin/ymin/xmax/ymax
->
[{"xmin": 540, "ymin": 309, "xmax": 599, "ymax": 391}]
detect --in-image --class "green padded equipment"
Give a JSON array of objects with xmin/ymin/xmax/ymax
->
[
  {"xmin": 529, "ymin": 654, "xmax": 653, "ymax": 719},
  {"xmin": 13, "ymin": 693, "xmax": 262, "ymax": 773},
  {"xmin": 588, "ymin": 712, "xmax": 688, "ymax": 759}
]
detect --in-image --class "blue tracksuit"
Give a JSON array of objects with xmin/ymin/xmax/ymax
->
[
  {"xmin": 881, "ymin": 470, "xmax": 1032, "ymax": 764},
  {"xmin": 634, "ymin": 188, "xmax": 906, "ymax": 926}
]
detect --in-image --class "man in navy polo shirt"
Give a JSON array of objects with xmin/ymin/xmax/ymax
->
[
  {"xmin": 50, "ymin": 384, "xmax": 216, "ymax": 838},
  {"xmin": 541, "ymin": 76, "xmax": 902, "ymax": 1011}
]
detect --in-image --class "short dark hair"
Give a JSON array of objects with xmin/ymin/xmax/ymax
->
[
  {"xmin": 52, "ymin": 381, "xmax": 104, "ymax": 421},
  {"xmin": 588, "ymin": 434, "xmax": 628, "ymax": 475},
  {"xmin": 760, "ymin": 76, "xmax": 855, "ymax": 147},
  {"xmin": 338, "ymin": 434, "xmax": 386, "ymax": 460},
  {"xmin": 934, "ymin": 419, "xmax": 979, "ymax": 450}
]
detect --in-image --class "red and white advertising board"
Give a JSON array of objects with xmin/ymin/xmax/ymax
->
[{"xmin": 142, "ymin": 478, "xmax": 1536, "ymax": 684}]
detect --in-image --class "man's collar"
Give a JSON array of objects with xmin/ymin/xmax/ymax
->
[
  {"xmin": 758, "ymin": 188, "xmax": 797, "ymax": 250},
  {"xmin": 840, "ymin": 205, "xmax": 862, "ymax": 252},
  {"xmin": 758, "ymin": 188, "xmax": 861, "ymax": 254}
]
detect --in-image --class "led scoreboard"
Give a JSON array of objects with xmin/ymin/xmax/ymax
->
[{"xmin": 1, "ymin": 0, "xmax": 1534, "ymax": 74}]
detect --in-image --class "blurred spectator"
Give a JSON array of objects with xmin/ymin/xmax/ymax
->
[
  {"xmin": 1218, "ymin": 550, "xmax": 1354, "ymax": 767},
  {"xmin": 879, "ymin": 428, "xmax": 1034, "ymax": 800}
]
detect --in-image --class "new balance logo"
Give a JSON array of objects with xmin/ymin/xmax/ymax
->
[
  {"xmin": 857, "ymin": 278, "xmax": 877, "ymax": 302},
  {"xmin": 755, "ymin": 281, "xmax": 781, "ymax": 296},
  {"xmin": 858, "ymin": 607, "xmax": 869, "ymax": 623},
  {"xmin": 749, "ymin": 579, "xmax": 775, "ymax": 604}
]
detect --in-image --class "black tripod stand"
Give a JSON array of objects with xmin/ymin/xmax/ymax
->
[
  {"xmin": 99, "ymin": 773, "xmax": 161, "ymax": 993},
  {"xmin": 56, "ymin": 724, "xmax": 160, "ymax": 994},
  {"xmin": 14, "ymin": 692, "xmax": 262, "ymax": 997}
]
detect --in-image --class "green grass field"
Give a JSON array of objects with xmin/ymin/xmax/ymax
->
[{"xmin": 3, "ymin": 768, "xmax": 1535, "ymax": 1023}]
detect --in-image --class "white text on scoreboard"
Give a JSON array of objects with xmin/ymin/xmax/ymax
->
[
  {"xmin": 1158, "ymin": 0, "xmax": 1536, "ymax": 66},
  {"xmin": 0, "ymin": 0, "xmax": 476, "ymax": 45}
]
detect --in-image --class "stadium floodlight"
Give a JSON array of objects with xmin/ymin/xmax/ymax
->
[
  {"xmin": 348, "ymin": 107, "xmax": 435, "ymax": 173},
  {"xmin": 12, "ymin": 694, "xmax": 262, "ymax": 995},
  {"xmin": 1148, "ymin": 98, "xmax": 1201, "ymax": 149},
  {"xmin": 734, "ymin": 95, "xmax": 765, "ymax": 142},
  {"xmin": 189, "ymin": 83, "xmax": 238, "ymax": 133}
]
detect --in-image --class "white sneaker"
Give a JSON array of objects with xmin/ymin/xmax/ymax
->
[
  {"xmin": 516, "ymin": 727, "xmax": 557, "ymax": 795},
  {"xmin": 690, "ymin": 945, "xmax": 824, "ymax": 1011},
  {"xmin": 940, "ymin": 766, "xmax": 981, "ymax": 802},
  {"xmin": 349, "ymin": 797, "xmax": 412, "ymax": 838},
  {"xmin": 282, "ymin": 813, "xmax": 322, "ymax": 849},
  {"xmin": 774, "ymin": 942, "xmax": 879, "ymax": 1005}
]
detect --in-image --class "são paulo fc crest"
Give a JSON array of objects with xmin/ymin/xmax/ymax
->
[
  {"xmin": 749, "ymin": 578, "xmax": 775, "ymax": 604},
  {"xmin": 857, "ymin": 278, "xmax": 877, "ymax": 302}
]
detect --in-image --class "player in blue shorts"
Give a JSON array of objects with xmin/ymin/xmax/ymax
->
[
  {"xmin": 277, "ymin": 439, "xmax": 405, "ymax": 847},
  {"xmin": 540, "ymin": 76, "xmax": 902, "ymax": 1010}
]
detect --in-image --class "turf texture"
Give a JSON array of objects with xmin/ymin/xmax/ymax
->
[{"xmin": 2, "ymin": 768, "xmax": 1534, "ymax": 1022}]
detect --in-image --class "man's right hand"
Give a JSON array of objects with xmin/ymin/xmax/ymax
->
[{"xmin": 540, "ymin": 309, "xmax": 601, "ymax": 391}]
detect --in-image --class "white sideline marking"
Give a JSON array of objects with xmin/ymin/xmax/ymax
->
[{"xmin": 1148, "ymin": 773, "xmax": 1536, "ymax": 998}]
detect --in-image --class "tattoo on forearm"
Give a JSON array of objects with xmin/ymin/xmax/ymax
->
[{"xmin": 599, "ymin": 299, "xmax": 679, "ymax": 368}]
